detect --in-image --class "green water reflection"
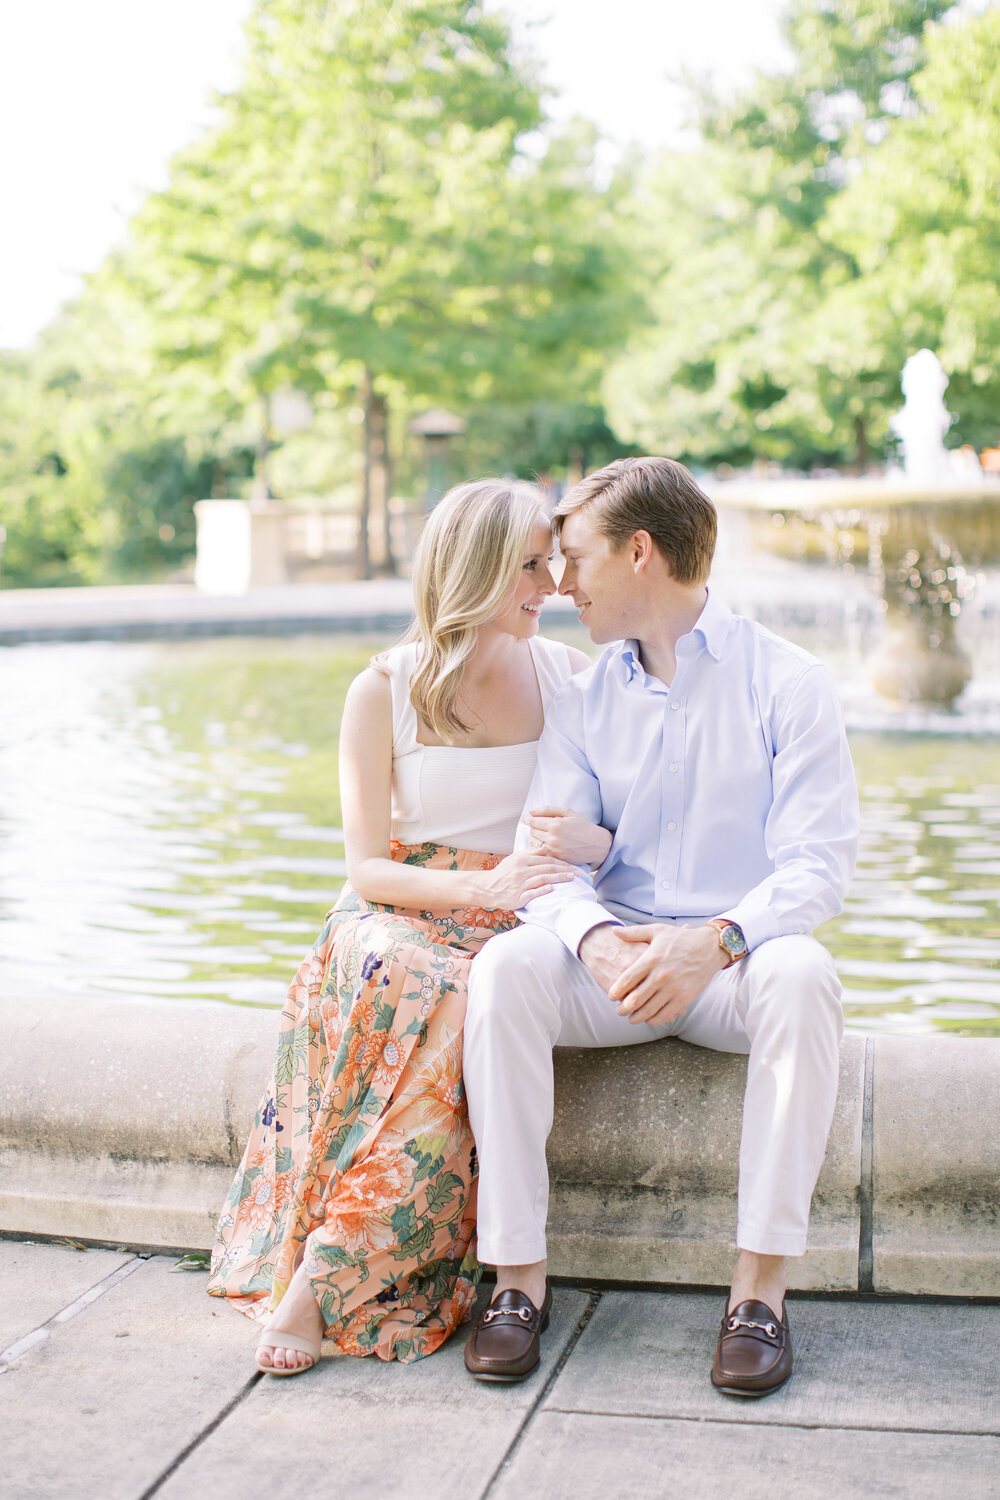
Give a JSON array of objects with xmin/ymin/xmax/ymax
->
[{"xmin": 1, "ymin": 633, "xmax": 997, "ymax": 1034}]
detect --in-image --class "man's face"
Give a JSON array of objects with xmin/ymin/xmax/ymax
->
[{"xmin": 557, "ymin": 511, "xmax": 639, "ymax": 643}]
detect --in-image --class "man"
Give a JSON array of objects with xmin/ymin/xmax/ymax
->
[{"xmin": 462, "ymin": 456, "xmax": 859, "ymax": 1395}]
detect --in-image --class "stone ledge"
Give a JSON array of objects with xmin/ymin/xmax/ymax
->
[{"xmin": 1, "ymin": 994, "xmax": 997, "ymax": 1295}]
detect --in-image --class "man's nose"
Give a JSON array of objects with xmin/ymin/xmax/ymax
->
[
  {"xmin": 558, "ymin": 564, "xmax": 575, "ymax": 595},
  {"xmin": 537, "ymin": 561, "xmax": 557, "ymax": 594}
]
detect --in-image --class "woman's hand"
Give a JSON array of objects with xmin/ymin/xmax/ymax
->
[
  {"xmin": 467, "ymin": 851, "xmax": 578, "ymax": 911},
  {"xmin": 521, "ymin": 806, "xmax": 613, "ymax": 867}
]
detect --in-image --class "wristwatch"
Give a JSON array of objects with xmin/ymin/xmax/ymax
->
[{"xmin": 707, "ymin": 918, "xmax": 748, "ymax": 967}]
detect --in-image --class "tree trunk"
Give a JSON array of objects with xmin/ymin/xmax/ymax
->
[
  {"xmin": 360, "ymin": 371, "xmax": 395, "ymax": 577},
  {"xmin": 854, "ymin": 414, "xmax": 870, "ymax": 472},
  {"xmin": 251, "ymin": 395, "xmax": 272, "ymax": 501}
]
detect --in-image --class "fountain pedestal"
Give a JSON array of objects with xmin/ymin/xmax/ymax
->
[
  {"xmin": 867, "ymin": 507, "xmax": 973, "ymax": 708},
  {"xmin": 708, "ymin": 350, "xmax": 1000, "ymax": 709},
  {"xmin": 709, "ymin": 479, "xmax": 1000, "ymax": 709}
]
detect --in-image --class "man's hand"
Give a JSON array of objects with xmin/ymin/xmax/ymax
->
[
  {"xmin": 599, "ymin": 922, "xmax": 729, "ymax": 1028},
  {"xmin": 577, "ymin": 922, "xmax": 633, "ymax": 994}
]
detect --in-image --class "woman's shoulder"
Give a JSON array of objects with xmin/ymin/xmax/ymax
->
[
  {"xmin": 344, "ymin": 663, "xmax": 392, "ymax": 717},
  {"xmin": 372, "ymin": 640, "xmax": 419, "ymax": 678},
  {"xmin": 364, "ymin": 642, "xmax": 421, "ymax": 744}
]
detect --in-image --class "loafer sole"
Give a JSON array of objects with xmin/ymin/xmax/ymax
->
[
  {"xmin": 710, "ymin": 1367, "xmax": 793, "ymax": 1398},
  {"xmin": 468, "ymin": 1360, "xmax": 541, "ymax": 1383}
]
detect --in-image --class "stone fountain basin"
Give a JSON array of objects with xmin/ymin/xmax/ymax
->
[
  {"xmin": 709, "ymin": 476, "xmax": 1000, "ymax": 511},
  {"xmin": 1, "ymin": 993, "xmax": 997, "ymax": 1299},
  {"xmin": 708, "ymin": 477, "xmax": 1000, "ymax": 707}
]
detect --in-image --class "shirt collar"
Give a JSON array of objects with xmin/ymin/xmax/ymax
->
[
  {"xmin": 690, "ymin": 586, "xmax": 732, "ymax": 662},
  {"xmin": 616, "ymin": 587, "xmax": 732, "ymax": 681}
]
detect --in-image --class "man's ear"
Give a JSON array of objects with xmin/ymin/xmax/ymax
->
[{"xmin": 631, "ymin": 530, "xmax": 655, "ymax": 573}]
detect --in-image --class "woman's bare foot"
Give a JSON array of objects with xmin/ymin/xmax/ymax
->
[{"xmin": 256, "ymin": 1263, "xmax": 325, "ymax": 1373}]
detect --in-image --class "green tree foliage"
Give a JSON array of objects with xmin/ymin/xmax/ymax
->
[
  {"xmin": 112, "ymin": 0, "xmax": 636, "ymax": 574},
  {"xmin": 822, "ymin": 3, "xmax": 1000, "ymax": 451},
  {"xmin": 606, "ymin": 0, "xmax": 971, "ymax": 470},
  {"xmin": 0, "ymin": 300, "xmax": 255, "ymax": 588}
]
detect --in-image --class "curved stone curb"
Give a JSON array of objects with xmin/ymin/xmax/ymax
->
[{"xmin": 1, "ymin": 995, "xmax": 996, "ymax": 1295}]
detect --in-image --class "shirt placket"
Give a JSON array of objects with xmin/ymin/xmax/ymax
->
[{"xmin": 653, "ymin": 662, "xmax": 687, "ymax": 917}]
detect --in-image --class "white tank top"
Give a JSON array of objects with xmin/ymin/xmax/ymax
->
[{"xmin": 386, "ymin": 634, "xmax": 575, "ymax": 854}]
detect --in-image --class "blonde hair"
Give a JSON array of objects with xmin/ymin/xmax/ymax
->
[
  {"xmin": 554, "ymin": 456, "xmax": 716, "ymax": 585},
  {"xmin": 388, "ymin": 478, "xmax": 547, "ymax": 742}
]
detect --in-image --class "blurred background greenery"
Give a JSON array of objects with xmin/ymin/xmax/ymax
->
[{"xmin": 2, "ymin": 0, "xmax": 998, "ymax": 588}]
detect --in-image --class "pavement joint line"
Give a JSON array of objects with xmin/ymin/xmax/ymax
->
[
  {"xmin": 0, "ymin": 1254, "xmax": 143, "ymax": 1371},
  {"xmin": 540, "ymin": 1407, "xmax": 1000, "ymax": 1439},
  {"xmin": 479, "ymin": 1290, "xmax": 603, "ymax": 1500},
  {"xmin": 859, "ymin": 1035, "xmax": 875, "ymax": 1293},
  {"xmin": 136, "ymin": 1372, "xmax": 264, "ymax": 1500}
]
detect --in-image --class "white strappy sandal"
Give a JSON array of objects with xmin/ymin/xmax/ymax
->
[{"xmin": 254, "ymin": 1331, "xmax": 321, "ymax": 1377}]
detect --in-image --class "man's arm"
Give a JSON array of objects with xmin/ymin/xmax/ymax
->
[
  {"xmin": 604, "ymin": 661, "xmax": 859, "ymax": 1029},
  {"xmin": 721, "ymin": 662, "xmax": 859, "ymax": 949},
  {"xmin": 514, "ymin": 688, "xmax": 622, "ymax": 955}
]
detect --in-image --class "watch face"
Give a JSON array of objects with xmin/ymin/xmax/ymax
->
[{"xmin": 722, "ymin": 924, "xmax": 747, "ymax": 957}]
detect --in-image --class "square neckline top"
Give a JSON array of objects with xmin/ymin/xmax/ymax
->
[{"xmin": 384, "ymin": 634, "xmax": 575, "ymax": 854}]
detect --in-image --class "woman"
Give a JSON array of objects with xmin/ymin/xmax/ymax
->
[{"xmin": 207, "ymin": 478, "xmax": 611, "ymax": 1375}]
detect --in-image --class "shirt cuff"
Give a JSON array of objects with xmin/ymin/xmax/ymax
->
[
  {"xmin": 556, "ymin": 902, "xmax": 623, "ymax": 957},
  {"xmin": 719, "ymin": 904, "xmax": 779, "ymax": 954}
]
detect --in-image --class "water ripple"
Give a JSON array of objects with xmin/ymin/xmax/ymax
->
[{"xmin": 1, "ymin": 636, "xmax": 998, "ymax": 1034}]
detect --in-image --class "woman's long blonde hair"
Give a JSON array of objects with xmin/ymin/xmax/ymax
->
[{"xmin": 396, "ymin": 478, "xmax": 548, "ymax": 743}]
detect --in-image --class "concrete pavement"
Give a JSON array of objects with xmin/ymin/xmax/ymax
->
[{"xmin": 2, "ymin": 1239, "xmax": 998, "ymax": 1500}]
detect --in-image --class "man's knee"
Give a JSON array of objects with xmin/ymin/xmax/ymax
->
[
  {"xmin": 745, "ymin": 935, "xmax": 842, "ymax": 1035},
  {"xmin": 467, "ymin": 923, "xmax": 570, "ymax": 1025}
]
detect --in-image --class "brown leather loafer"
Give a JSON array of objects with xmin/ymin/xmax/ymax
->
[
  {"xmin": 710, "ymin": 1298, "xmax": 792, "ymax": 1397},
  {"xmin": 464, "ymin": 1285, "xmax": 552, "ymax": 1382}
]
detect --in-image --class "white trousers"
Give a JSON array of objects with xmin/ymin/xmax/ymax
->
[{"xmin": 464, "ymin": 921, "xmax": 844, "ymax": 1266}]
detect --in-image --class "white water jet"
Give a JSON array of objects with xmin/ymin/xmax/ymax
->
[{"xmin": 890, "ymin": 349, "xmax": 954, "ymax": 486}]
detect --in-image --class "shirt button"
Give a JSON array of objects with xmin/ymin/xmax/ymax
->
[
  {"xmin": 670, "ymin": 702, "xmax": 680, "ymax": 711},
  {"xmin": 660, "ymin": 880, "xmax": 670, "ymax": 890},
  {"xmin": 667, "ymin": 821, "xmax": 677, "ymax": 831},
  {"xmin": 668, "ymin": 762, "xmax": 678, "ymax": 773}
]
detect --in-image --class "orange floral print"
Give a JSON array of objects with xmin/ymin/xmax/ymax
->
[
  {"xmin": 208, "ymin": 843, "xmax": 510, "ymax": 1364},
  {"xmin": 324, "ymin": 1147, "xmax": 416, "ymax": 1256},
  {"xmin": 458, "ymin": 904, "xmax": 516, "ymax": 929},
  {"xmin": 371, "ymin": 1031, "xmax": 405, "ymax": 1088}
]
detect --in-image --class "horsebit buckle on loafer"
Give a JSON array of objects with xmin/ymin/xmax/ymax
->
[
  {"xmin": 726, "ymin": 1317, "xmax": 779, "ymax": 1339},
  {"xmin": 482, "ymin": 1306, "xmax": 533, "ymax": 1324}
]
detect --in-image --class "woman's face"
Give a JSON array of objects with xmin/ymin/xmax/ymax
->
[{"xmin": 489, "ymin": 518, "xmax": 556, "ymax": 639}]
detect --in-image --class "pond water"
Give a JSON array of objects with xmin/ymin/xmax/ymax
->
[{"xmin": 2, "ymin": 630, "xmax": 998, "ymax": 1036}]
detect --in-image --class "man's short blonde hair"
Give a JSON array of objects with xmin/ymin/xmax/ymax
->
[{"xmin": 554, "ymin": 456, "xmax": 716, "ymax": 585}]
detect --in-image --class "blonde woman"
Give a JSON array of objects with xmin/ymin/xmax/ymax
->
[{"xmin": 207, "ymin": 479, "xmax": 610, "ymax": 1375}]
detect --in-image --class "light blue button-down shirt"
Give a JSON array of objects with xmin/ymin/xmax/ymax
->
[{"xmin": 516, "ymin": 589, "xmax": 859, "ymax": 955}]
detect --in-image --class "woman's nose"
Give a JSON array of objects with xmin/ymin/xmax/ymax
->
[{"xmin": 537, "ymin": 562, "xmax": 557, "ymax": 594}]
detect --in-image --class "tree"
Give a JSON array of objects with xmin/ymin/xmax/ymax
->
[
  {"xmin": 605, "ymin": 0, "xmax": 959, "ymax": 470},
  {"xmin": 114, "ymin": 0, "xmax": 637, "ymax": 575},
  {"xmin": 819, "ymin": 3, "xmax": 1000, "ymax": 453}
]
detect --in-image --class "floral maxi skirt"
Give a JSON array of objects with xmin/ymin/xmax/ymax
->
[{"xmin": 207, "ymin": 842, "xmax": 516, "ymax": 1363}]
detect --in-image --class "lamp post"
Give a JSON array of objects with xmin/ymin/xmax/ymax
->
[{"xmin": 409, "ymin": 408, "xmax": 466, "ymax": 510}]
